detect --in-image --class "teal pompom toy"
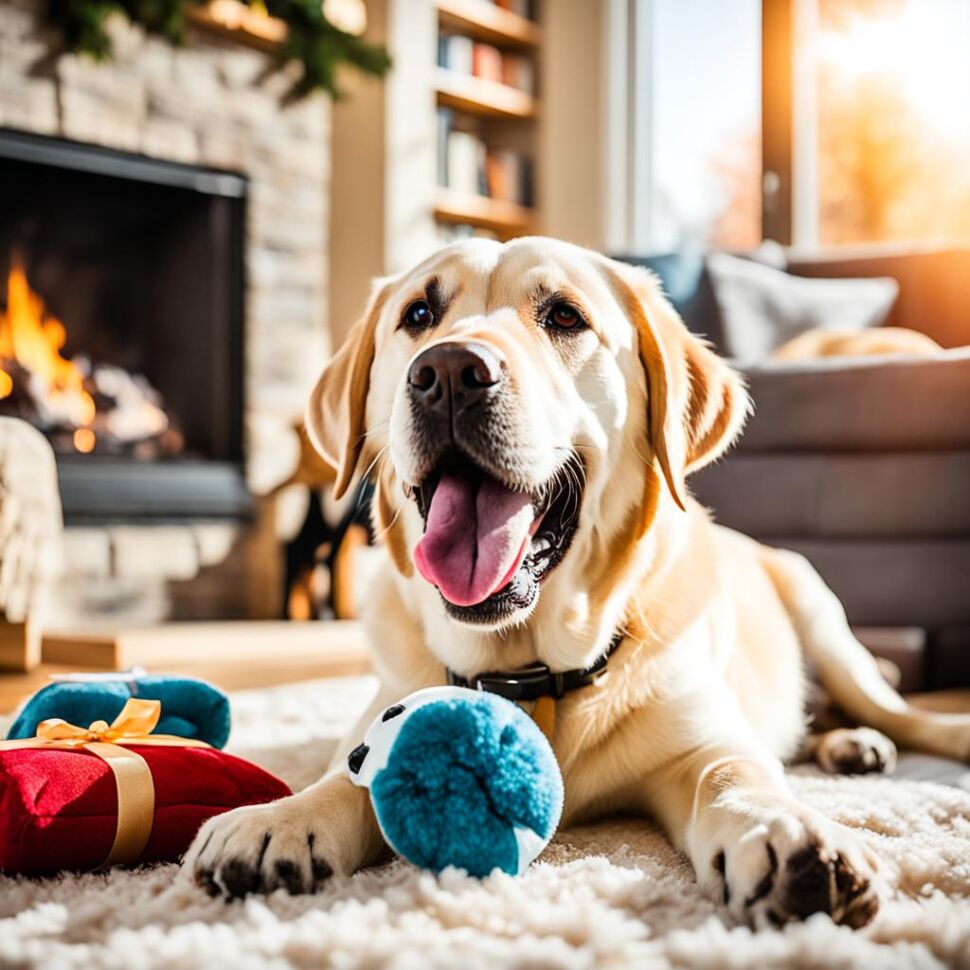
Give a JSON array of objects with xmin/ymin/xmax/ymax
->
[{"xmin": 347, "ymin": 687, "xmax": 563, "ymax": 877}]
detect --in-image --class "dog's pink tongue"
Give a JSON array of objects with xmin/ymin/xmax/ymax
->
[{"xmin": 414, "ymin": 470, "xmax": 535, "ymax": 607}]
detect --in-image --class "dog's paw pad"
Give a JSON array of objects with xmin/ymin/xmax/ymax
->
[
  {"xmin": 272, "ymin": 858, "xmax": 308, "ymax": 895},
  {"xmin": 220, "ymin": 856, "xmax": 265, "ymax": 898}
]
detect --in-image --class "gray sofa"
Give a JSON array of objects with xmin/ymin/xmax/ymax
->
[{"xmin": 622, "ymin": 248, "xmax": 970, "ymax": 690}]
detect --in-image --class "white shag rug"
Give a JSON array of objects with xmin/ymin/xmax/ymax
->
[{"xmin": 3, "ymin": 676, "xmax": 970, "ymax": 970}]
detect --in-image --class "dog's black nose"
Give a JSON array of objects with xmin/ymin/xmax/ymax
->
[
  {"xmin": 347, "ymin": 743, "xmax": 369, "ymax": 775},
  {"xmin": 407, "ymin": 341, "xmax": 503, "ymax": 417}
]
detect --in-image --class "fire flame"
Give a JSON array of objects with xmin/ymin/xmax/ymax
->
[{"xmin": 0, "ymin": 255, "xmax": 96, "ymax": 434}]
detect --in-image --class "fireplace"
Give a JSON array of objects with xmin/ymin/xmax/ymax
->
[{"xmin": 0, "ymin": 128, "xmax": 249, "ymax": 522}]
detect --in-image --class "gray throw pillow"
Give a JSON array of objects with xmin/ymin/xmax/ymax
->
[{"xmin": 706, "ymin": 252, "xmax": 899, "ymax": 364}]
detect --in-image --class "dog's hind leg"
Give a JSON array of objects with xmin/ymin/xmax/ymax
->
[{"xmin": 763, "ymin": 547, "xmax": 970, "ymax": 762}]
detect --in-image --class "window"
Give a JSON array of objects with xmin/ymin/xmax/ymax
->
[
  {"xmin": 605, "ymin": 0, "xmax": 762, "ymax": 253},
  {"xmin": 608, "ymin": 0, "xmax": 970, "ymax": 254},
  {"xmin": 651, "ymin": 0, "xmax": 762, "ymax": 250},
  {"xmin": 815, "ymin": 0, "xmax": 970, "ymax": 245}
]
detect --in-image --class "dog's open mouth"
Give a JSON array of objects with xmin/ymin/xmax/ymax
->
[{"xmin": 410, "ymin": 453, "xmax": 584, "ymax": 623}]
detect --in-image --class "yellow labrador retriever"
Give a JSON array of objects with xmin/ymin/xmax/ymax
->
[{"xmin": 185, "ymin": 238, "xmax": 970, "ymax": 928}]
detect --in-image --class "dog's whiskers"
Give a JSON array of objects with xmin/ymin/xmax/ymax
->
[
  {"xmin": 361, "ymin": 420, "xmax": 390, "ymax": 442},
  {"xmin": 360, "ymin": 443, "xmax": 391, "ymax": 484},
  {"xmin": 631, "ymin": 443, "xmax": 655, "ymax": 470},
  {"xmin": 369, "ymin": 450, "xmax": 410, "ymax": 542}
]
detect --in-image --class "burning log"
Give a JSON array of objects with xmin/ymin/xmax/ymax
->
[{"xmin": 0, "ymin": 254, "xmax": 182, "ymax": 458}]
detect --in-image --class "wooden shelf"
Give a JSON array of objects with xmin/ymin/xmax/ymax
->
[
  {"xmin": 436, "ymin": 68, "xmax": 537, "ymax": 120},
  {"xmin": 186, "ymin": 0, "xmax": 287, "ymax": 51},
  {"xmin": 40, "ymin": 620, "xmax": 369, "ymax": 675},
  {"xmin": 0, "ymin": 620, "xmax": 371, "ymax": 712},
  {"xmin": 437, "ymin": 0, "xmax": 542, "ymax": 48},
  {"xmin": 434, "ymin": 189, "xmax": 535, "ymax": 238}
]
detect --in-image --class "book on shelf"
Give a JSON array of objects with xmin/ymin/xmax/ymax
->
[
  {"xmin": 438, "ymin": 35, "xmax": 536, "ymax": 96},
  {"xmin": 445, "ymin": 129, "xmax": 488, "ymax": 197},
  {"xmin": 472, "ymin": 42, "xmax": 503, "ymax": 84},
  {"xmin": 439, "ymin": 115, "xmax": 533, "ymax": 207},
  {"xmin": 437, "ymin": 108, "xmax": 453, "ymax": 188},
  {"xmin": 438, "ymin": 33, "xmax": 473, "ymax": 74},
  {"xmin": 484, "ymin": 149, "xmax": 533, "ymax": 207},
  {"xmin": 494, "ymin": 0, "xmax": 535, "ymax": 17},
  {"xmin": 501, "ymin": 53, "xmax": 535, "ymax": 95}
]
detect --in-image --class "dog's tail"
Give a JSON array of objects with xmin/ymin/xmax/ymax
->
[{"xmin": 762, "ymin": 546, "xmax": 970, "ymax": 762}]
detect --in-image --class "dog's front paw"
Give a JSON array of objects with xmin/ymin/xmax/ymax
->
[
  {"xmin": 710, "ymin": 811, "xmax": 881, "ymax": 929},
  {"xmin": 183, "ymin": 776, "xmax": 383, "ymax": 899},
  {"xmin": 183, "ymin": 798, "xmax": 335, "ymax": 898}
]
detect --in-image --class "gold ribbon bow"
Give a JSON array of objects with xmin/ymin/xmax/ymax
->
[{"xmin": 0, "ymin": 698, "xmax": 210, "ymax": 868}]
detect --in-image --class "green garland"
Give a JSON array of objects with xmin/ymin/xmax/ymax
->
[{"xmin": 47, "ymin": 0, "xmax": 391, "ymax": 100}]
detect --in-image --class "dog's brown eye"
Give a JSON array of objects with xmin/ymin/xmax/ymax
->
[
  {"xmin": 403, "ymin": 300, "xmax": 434, "ymax": 331},
  {"xmin": 545, "ymin": 303, "xmax": 585, "ymax": 332}
]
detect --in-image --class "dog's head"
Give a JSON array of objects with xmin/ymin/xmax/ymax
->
[{"xmin": 307, "ymin": 238, "xmax": 748, "ymax": 669}]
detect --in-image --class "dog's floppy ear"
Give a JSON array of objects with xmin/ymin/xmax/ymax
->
[
  {"xmin": 305, "ymin": 278, "xmax": 391, "ymax": 500},
  {"xmin": 607, "ymin": 262, "xmax": 749, "ymax": 511}
]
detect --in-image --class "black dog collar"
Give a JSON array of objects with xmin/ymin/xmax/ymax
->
[{"xmin": 446, "ymin": 631, "xmax": 625, "ymax": 701}]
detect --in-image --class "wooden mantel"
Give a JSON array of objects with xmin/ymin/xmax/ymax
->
[{"xmin": 185, "ymin": 0, "xmax": 287, "ymax": 51}]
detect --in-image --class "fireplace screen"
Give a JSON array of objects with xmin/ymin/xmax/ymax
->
[{"xmin": 0, "ymin": 129, "xmax": 248, "ymax": 520}]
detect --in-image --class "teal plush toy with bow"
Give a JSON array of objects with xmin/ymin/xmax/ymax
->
[{"xmin": 6, "ymin": 673, "xmax": 231, "ymax": 748}]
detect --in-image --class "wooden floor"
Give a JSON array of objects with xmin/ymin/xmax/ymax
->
[{"xmin": 0, "ymin": 620, "xmax": 371, "ymax": 714}]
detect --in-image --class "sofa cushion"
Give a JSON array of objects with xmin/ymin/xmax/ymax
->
[
  {"xmin": 707, "ymin": 253, "xmax": 899, "ymax": 364},
  {"xmin": 788, "ymin": 247, "xmax": 970, "ymax": 349},
  {"xmin": 691, "ymin": 451, "xmax": 970, "ymax": 539},
  {"xmin": 763, "ymin": 538, "xmax": 970, "ymax": 629},
  {"xmin": 738, "ymin": 348, "xmax": 970, "ymax": 451},
  {"xmin": 615, "ymin": 251, "xmax": 726, "ymax": 349}
]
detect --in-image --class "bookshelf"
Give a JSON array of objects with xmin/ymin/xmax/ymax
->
[
  {"xmin": 330, "ymin": 0, "xmax": 578, "ymax": 349},
  {"xmin": 434, "ymin": 1, "xmax": 542, "ymax": 241}
]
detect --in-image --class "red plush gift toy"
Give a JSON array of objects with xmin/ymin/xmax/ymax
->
[{"xmin": 0, "ymin": 697, "xmax": 290, "ymax": 876}]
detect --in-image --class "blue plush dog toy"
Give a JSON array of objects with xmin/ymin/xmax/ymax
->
[{"xmin": 347, "ymin": 687, "xmax": 563, "ymax": 877}]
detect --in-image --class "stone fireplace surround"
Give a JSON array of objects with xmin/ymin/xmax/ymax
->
[{"xmin": 0, "ymin": 0, "xmax": 331, "ymax": 625}]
